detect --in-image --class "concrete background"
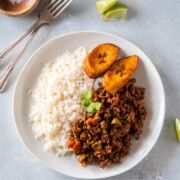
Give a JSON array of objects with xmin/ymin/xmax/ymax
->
[{"xmin": 0, "ymin": 0, "xmax": 180, "ymax": 179}]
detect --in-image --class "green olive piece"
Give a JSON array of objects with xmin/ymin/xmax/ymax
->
[
  {"xmin": 92, "ymin": 142, "xmax": 99, "ymax": 149},
  {"xmin": 78, "ymin": 154, "xmax": 87, "ymax": 161},
  {"xmin": 111, "ymin": 117, "xmax": 121, "ymax": 126}
]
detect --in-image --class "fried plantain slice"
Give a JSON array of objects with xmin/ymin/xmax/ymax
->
[
  {"xmin": 84, "ymin": 43, "xmax": 120, "ymax": 78},
  {"xmin": 102, "ymin": 55, "xmax": 139, "ymax": 94}
]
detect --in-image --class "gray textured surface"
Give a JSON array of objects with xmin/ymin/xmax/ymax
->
[{"xmin": 0, "ymin": 0, "xmax": 180, "ymax": 179}]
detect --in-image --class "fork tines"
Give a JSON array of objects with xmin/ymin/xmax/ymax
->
[{"xmin": 46, "ymin": 0, "xmax": 72, "ymax": 18}]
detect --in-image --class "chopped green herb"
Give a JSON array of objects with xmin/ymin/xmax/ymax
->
[
  {"xmin": 87, "ymin": 102, "xmax": 101, "ymax": 114},
  {"xmin": 81, "ymin": 91, "xmax": 101, "ymax": 114},
  {"xmin": 81, "ymin": 91, "xmax": 92, "ymax": 106}
]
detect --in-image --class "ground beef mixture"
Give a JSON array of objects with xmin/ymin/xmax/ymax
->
[{"xmin": 68, "ymin": 78, "xmax": 147, "ymax": 168}]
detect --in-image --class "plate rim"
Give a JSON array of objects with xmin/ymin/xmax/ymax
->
[{"xmin": 13, "ymin": 31, "xmax": 166, "ymax": 179}]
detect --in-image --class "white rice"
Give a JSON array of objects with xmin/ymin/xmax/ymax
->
[{"xmin": 29, "ymin": 47, "xmax": 93, "ymax": 155}]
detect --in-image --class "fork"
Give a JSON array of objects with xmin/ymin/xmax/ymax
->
[{"xmin": 0, "ymin": 0, "xmax": 72, "ymax": 93}]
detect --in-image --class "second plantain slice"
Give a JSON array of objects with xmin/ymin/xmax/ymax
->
[{"xmin": 102, "ymin": 55, "xmax": 139, "ymax": 94}]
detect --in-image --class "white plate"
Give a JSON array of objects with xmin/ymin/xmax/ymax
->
[{"xmin": 13, "ymin": 31, "xmax": 165, "ymax": 179}]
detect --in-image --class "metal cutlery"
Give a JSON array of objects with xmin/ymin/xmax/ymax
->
[{"xmin": 0, "ymin": 0, "xmax": 72, "ymax": 93}]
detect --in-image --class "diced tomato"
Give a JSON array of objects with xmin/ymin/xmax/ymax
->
[
  {"xmin": 67, "ymin": 139, "xmax": 76, "ymax": 148},
  {"xmin": 73, "ymin": 142, "xmax": 81, "ymax": 152},
  {"xmin": 87, "ymin": 118, "xmax": 98, "ymax": 126}
]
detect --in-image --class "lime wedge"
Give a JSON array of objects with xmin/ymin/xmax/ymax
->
[
  {"xmin": 102, "ymin": 4, "xmax": 128, "ymax": 20},
  {"xmin": 175, "ymin": 118, "xmax": 180, "ymax": 142},
  {"xmin": 96, "ymin": 0, "xmax": 118, "ymax": 14}
]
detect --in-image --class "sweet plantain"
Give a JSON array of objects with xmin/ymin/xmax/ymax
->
[
  {"xmin": 83, "ymin": 43, "xmax": 120, "ymax": 78},
  {"xmin": 102, "ymin": 55, "xmax": 139, "ymax": 94}
]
